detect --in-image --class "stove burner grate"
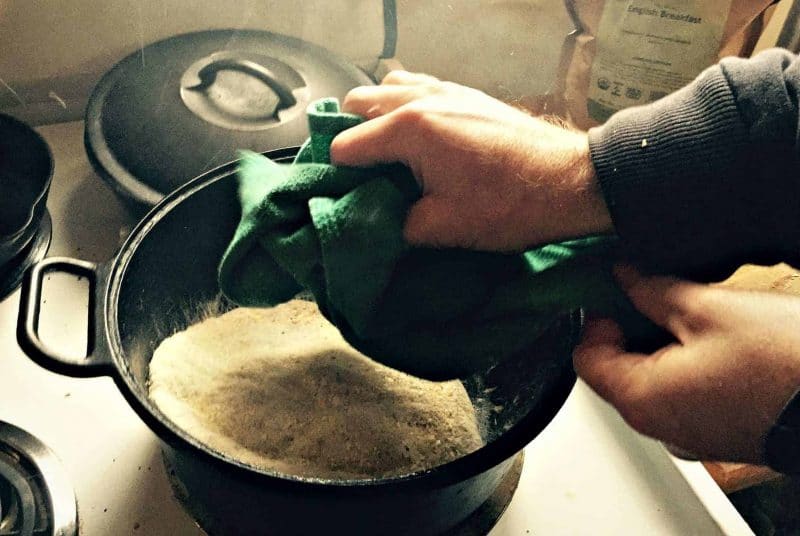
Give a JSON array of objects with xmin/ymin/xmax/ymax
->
[
  {"xmin": 0, "ymin": 450, "xmax": 43, "ymax": 535},
  {"xmin": 0, "ymin": 423, "xmax": 76, "ymax": 536}
]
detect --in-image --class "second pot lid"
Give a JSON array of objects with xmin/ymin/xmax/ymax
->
[{"xmin": 85, "ymin": 29, "xmax": 374, "ymax": 209}]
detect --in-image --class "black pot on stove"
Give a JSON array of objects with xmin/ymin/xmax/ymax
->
[
  {"xmin": 16, "ymin": 149, "xmax": 579, "ymax": 535},
  {"xmin": 0, "ymin": 114, "xmax": 53, "ymax": 300},
  {"xmin": 84, "ymin": 24, "xmax": 386, "ymax": 213}
]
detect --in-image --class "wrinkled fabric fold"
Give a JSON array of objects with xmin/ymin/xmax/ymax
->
[{"xmin": 219, "ymin": 98, "xmax": 644, "ymax": 379}]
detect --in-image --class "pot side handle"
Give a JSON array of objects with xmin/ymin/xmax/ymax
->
[{"xmin": 17, "ymin": 257, "xmax": 113, "ymax": 377}]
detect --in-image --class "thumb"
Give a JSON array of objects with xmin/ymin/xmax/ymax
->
[
  {"xmin": 573, "ymin": 317, "xmax": 649, "ymax": 406},
  {"xmin": 614, "ymin": 264, "xmax": 703, "ymax": 341},
  {"xmin": 573, "ymin": 317, "xmax": 664, "ymax": 436}
]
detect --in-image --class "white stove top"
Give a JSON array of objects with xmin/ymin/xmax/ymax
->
[{"xmin": 0, "ymin": 120, "xmax": 754, "ymax": 535}]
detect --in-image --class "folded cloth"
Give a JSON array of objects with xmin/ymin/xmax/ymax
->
[{"xmin": 219, "ymin": 98, "xmax": 644, "ymax": 379}]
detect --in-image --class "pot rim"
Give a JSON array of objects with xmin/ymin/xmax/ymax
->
[{"xmin": 104, "ymin": 155, "xmax": 578, "ymax": 490}]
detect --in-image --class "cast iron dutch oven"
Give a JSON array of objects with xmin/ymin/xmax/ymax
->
[{"xmin": 17, "ymin": 149, "xmax": 579, "ymax": 535}]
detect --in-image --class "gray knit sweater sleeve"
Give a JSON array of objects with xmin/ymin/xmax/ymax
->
[{"xmin": 588, "ymin": 49, "xmax": 800, "ymax": 280}]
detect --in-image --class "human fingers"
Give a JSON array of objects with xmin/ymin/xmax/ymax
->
[
  {"xmin": 576, "ymin": 293, "xmax": 800, "ymax": 463},
  {"xmin": 574, "ymin": 316, "xmax": 686, "ymax": 440},
  {"xmin": 380, "ymin": 70, "xmax": 440, "ymax": 85},
  {"xmin": 342, "ymin": 84, "xmax": 433, "ymax": 119},
  {"xmin": 342, "ymin": 73, "xmax": 458, "ymax": 118},
  {"xmin": 573, "ymin": 317, "xmax": 652, "ymax": 411},
  {"xmin": 614, "ymin": 264, "xmax": 706, "ymax": 341},
  {"xmin": 330, "ymin": 111, "xmax": 414, "ymax": 168}
]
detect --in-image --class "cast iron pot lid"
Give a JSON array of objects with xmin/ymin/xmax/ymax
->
[{"xmin": 85, "ymin": 29, "xmax": 374, "ymax": 209}]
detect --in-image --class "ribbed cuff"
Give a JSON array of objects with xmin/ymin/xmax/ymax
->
[{"xmin": 588, "ymin": 66, "xmax": 752, "ymax": 278}]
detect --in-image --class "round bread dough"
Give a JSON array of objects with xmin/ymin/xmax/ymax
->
[{"xmin": 148, "ymin": 299, "xmax": 484, "ymax": 479}]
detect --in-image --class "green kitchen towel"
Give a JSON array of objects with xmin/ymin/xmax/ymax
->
[{"xmin": 218, "ymin": 98, "xmax": 643, "ymax": 379}]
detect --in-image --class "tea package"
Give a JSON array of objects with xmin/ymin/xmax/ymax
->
[{"xmin": 554, "ymin": 0, "xmax": 777, "ymax": 129}]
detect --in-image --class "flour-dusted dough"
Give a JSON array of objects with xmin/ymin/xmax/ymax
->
[{"xmin": 148, "ymin": 300, "xmax": 484, "ymax": 479}]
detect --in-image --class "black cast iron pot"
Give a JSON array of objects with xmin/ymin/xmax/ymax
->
[
  {"xmin": 0, "ymin": 114, "xmax": 52, "ymax": 270},
  {"xmin": 17, "ymin": 149, "xmax": 578, "ymax": 535}
]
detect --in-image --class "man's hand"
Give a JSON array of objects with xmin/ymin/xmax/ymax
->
[
  {"xmin": 574, "ymin": 266, "xmax": 800, "ymax": 464},
  {"xmin": 330, "ymin": 71, "xmax": 612, "ymax": 252}
]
